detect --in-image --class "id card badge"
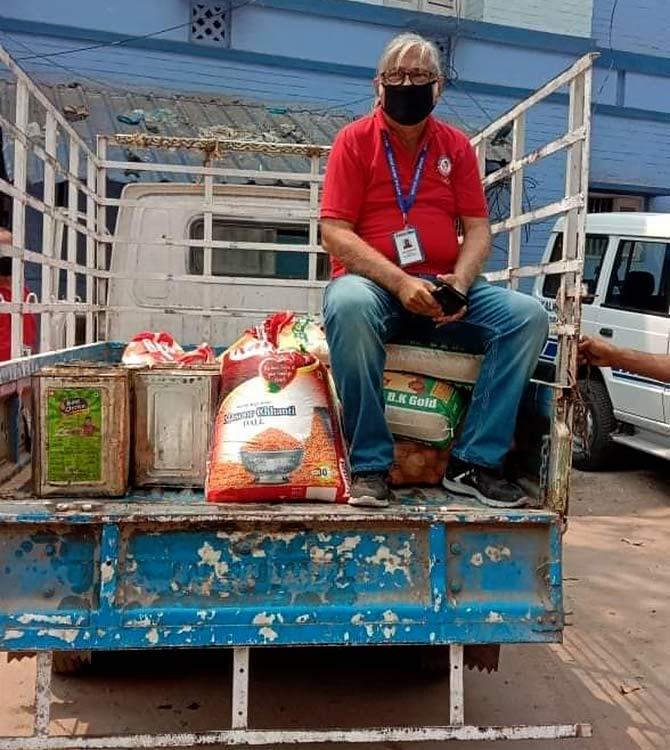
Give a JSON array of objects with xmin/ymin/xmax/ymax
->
[{"xmin": 393, "ymin": 227, "xmax": 425, "ymax": 267}]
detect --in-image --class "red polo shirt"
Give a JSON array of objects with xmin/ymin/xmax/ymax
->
[{"xmin": 321, "ymin": 107, "xmax": 488, "ymax": 279}]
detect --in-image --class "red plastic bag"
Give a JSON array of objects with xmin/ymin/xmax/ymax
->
[
  {"xmin": 207, "ymin": 327, "xmax": 349, "ymax": 503},
  {"xmin": 123, "ymin": 333, "xmax": 216, "ymax": 367},
  {"xmin": 178, "ymin": 343, "xmax": 216, "ymax": 366},
  {"xmin": 122, "ymin": 331, "xmax": 184, "ymax": 366}
]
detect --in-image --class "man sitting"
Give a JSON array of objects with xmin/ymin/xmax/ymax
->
[{"xmin": 320, "ymin": 33, "xmax": 548, "ymax": 508}]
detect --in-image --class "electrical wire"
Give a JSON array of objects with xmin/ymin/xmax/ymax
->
[
  {"xmin": 13, "ymin": 1, "xmax": 255, "ymax": 62},
  {"xmin": 1, "ymin": 30, "xmax": 144, "ymax": 94},
  {"xmin": 594, "ymin": 0, "xmax": 621, "ymax": 103}
]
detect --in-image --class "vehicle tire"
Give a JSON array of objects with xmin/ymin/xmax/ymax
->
[
  {"xmin": 572, "ymin": 378, "xmax": 617, "ymax": 471},
  {"xmin": 52, "ymin": 650, "xmax": 92, "ymax": 675}
]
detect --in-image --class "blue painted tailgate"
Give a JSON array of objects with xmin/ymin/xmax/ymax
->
[{"xmin": 0, "ymin": 489, "xmax": 563, "ymax": 651}]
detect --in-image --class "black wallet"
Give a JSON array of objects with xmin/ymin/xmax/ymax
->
[{"xmin": 432, "ymin": 282, "xmax": 468, "ymax": 315}]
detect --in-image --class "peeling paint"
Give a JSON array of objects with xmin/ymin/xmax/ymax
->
[
  {"xmin": 37, "ymin": 628, "xmax": 78, "ymax": 644},
  {"xmin": 17, "ymin": 613, "xmax": 72, "ymax": 625},
  {"xmin": 309, "ymin": 546, "xmax": 334, "ymax": 564},
  {"xmin": 470, "ymin": 552, "xmax": 484, "ymax": 567},
  {"xmin": 336, "ymin": 536, "xmax": 361, "ymax": 556},
  {"xmin": 381, "ymin": 610, "xmax": 399, "ymax": 640},
  {"xmin": 128, "ymin": 616, "xmax": 152, "ymax": 627},
  {"xmin": 145, "ymin": 628, "xmax": 160, "ymax": 644},
  {"xmin": 295, "ymin": 614, "xmax": 310, "ymax": 624},
  {"xmin": 433, "ymin": 593, "xmax": 443, "ymax": 613},
  {"xmin": 350, "ymin": 613, "xmax": 365, "ymax": 625},
  {"xmin": 485, "ymin": 545, "xmax": 511, "ymax": 563},
  {"xmin": 382, "ymin": 610, "xmax": 399, "ymax": 623},
  {"xmin": 3, "ymin": 629, "xmax": 24, "ymax": 641},
  {"xmin": 252, "ymin": 612, "xmax": 276, "ymax": 627},
  {"xmin": 486, "ymin": 611, "xmax": 504, "ymax": 623},
  {"xmin": 197, "ymin": 542, "xmax": 229, "ymax": 578},
  {"xmin": 364, "ymin": 542, "xmax": 412, "ymax": 581},
  {"xmin": 178, "ymin": 626, "xmax": 193, "ymax": 634},
  {"xmin": 259, "ymin": 627, "xmax": 278, "ymax": 642},
  {"xmin": 101, "ymin": 562, "xmax": 115, "ymax": 584},
  {"xmin": 429, "ymin": 632, "xmax": 436, "ymax": 643}
]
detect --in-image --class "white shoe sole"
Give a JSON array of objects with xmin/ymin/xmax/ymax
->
[
  {"xmin": 442, "ymin": 476, "xmax": 528, "ymax": 509},
  {"xmin": 348, "ymin": 494, "xmax": 391, "ymax": 508}
]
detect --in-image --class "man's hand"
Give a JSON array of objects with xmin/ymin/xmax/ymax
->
[
  {"xmin": 434, "ymin": 273, "xmax": 469, "ymax": 325},
  {"xmin": 578, "ymin": 336, "xmax": 620, "ymax": 367},
  {"xmin": 396, "ymin": 275, "xmax": 443, "ymax": 318}
]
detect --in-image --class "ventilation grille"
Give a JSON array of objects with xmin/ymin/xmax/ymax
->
[{"xmin": 191, "ymin": 2, "xmax": 230, "ymax": 46}]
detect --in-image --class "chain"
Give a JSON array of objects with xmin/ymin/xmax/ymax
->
[
  {"xmin": 113, "ymin": 133, "xmax": 331, "ymax": 158},
  {"xmin": 539, "ymin": 433, "xmax": 550, "ymax": 496},
  {"xmin": 572, "ymin": 362, "xmax": 592, "ymax": 460}
]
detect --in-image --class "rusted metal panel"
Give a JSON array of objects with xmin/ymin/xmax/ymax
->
[
  {"xmin": 0, "ymin": 511, "xmax": 561, "ymax": 651},
  {"xmin": 0, "ymin": 524, "xmax": 99, "ymax": 617},
  {"xmin": 32, "ymin": 366, "xmax": 130, "ymax": 497},
  {"xmin": 118, "ymin": 524, "xmax": 430, "ymax": 612},
  {"xmin": 132, "ymin": 368, "xmax": 219, "ymax": 487}
]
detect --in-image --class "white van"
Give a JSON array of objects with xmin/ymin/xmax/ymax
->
[
  {"xmin": 106, "ymin": 182, "xmax": 326, "ymax": 347},
  {"xmin": 534, "ymin": 213, "xmax": 670, "ymax": 468}
]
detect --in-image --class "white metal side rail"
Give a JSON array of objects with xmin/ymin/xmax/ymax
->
[{"xmin": 0, "ymin": 41, "xmax": 595, "ymax": 747}]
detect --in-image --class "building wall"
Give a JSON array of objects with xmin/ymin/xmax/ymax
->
[
  {"xmin": 478, "ymin": 0, "xmax": 594, "ymax": 38},
  {"xmin": 592, "ymin": 0, "xmax": 670, "ymax": 56},
  {"xmin": 0, "ymin": 0, "xmax": 189, "ymax": 40}
]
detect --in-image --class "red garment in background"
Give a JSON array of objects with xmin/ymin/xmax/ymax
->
[{"xmin": 0, "ymin": 280, "xmax": 37, "ymax": 360}]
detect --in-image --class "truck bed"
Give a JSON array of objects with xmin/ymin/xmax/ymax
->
[{"xmin": 0, "ymin": 468, "xmax": 563, "ymax": 653}]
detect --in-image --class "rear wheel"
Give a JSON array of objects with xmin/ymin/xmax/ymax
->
[{"xmin": 572, "ymin": 378, "xmax": 617, "ymax": 471}]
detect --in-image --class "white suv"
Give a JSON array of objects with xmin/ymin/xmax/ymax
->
[{"xmin": 534, "ymin": 213, "xmax": 670, "ymax": 469}]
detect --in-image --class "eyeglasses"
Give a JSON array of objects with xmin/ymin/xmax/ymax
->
[{"xmin": 380, "ymin": 68, "xmax": 438, "ymax": 86}]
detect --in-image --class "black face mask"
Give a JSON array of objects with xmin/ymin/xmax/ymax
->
[{"xmin": 382, "ymin": 82, "xmax": 435, "ymax": 126}]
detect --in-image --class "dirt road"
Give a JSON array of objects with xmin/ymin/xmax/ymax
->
[{"xmin": 1, "ymin": 454, "xmax": 668, "ymax": 750}]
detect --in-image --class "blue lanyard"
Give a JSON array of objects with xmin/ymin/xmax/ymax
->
[{"xmin": 382, "ymin": 130, "xmax": 428, "ymax": 226}]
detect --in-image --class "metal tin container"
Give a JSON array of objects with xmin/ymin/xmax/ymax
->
[
  {"xmin": 32, "ymin": 366, "xmax": 130, "ymax": 497},
  {"xmin": 132, "ymin": 367, "xmax": 219, "ymax": 487}
]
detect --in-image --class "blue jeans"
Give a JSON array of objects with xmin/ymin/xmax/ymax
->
[{"xmin": 323, "ymin": 274, "xmax": 549, "ymax": 474}]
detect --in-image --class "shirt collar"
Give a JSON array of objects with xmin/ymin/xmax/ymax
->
[{"xmin": 373, "ymin": 106, "xmax": 436, "ymax": 148}]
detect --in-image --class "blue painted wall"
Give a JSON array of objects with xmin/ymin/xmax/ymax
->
[
  {"xmin": 0, "ymin": 0, "xmax": 189, "ymax": 40},
  {"xmin": 592, "ymin": 0, "xmax": 670, "ymax": 57},
  {"xmin": 480, "ymin": 0, "xmax": 593, "ymax": 37}
]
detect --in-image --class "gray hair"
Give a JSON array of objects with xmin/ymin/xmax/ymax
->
[{"xmin": 376, "ymin": 33, "xmax": 442, "ymax": 77}]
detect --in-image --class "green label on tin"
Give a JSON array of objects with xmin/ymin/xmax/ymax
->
[{"xmin": 47, "ymin": 388, "xmax": 103, "ymax": 484}]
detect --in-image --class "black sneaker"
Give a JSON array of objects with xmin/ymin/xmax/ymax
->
[
  {"xmin": 349, "ymin": 473, "xmax": 391, "ymax": 508},
  {"xmin": 442, "ymin": 457, "xmax": 529, "ymax": 508}
]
